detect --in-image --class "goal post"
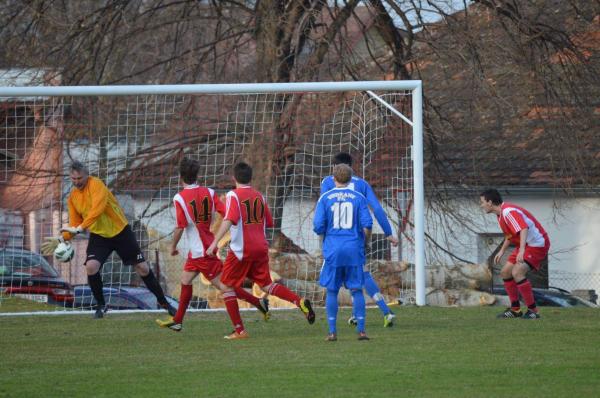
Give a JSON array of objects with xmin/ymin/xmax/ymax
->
[{"xmin": 0, "ymin": 80, "xmax": 425, "ymax": 314}]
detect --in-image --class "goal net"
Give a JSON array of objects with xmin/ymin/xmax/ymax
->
[{"xmin": 0, "ymin": 81, "xmax": 424, "ymax": 314}]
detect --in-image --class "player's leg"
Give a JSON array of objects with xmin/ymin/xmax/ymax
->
[
  {"xmin": 363, "ymin": 271, "xmax": 395, "ymax": 327},
  {"xmin": 253, "ymin": 254, "xmax": 315, "ymax": 324},
  {"xmin": 156, "ymin": 270, "xmax": 197, "ymax": 331},
  {"xmin": 211, "ymin": 273, "xmax": 270, "ymax": 321},
  {"xmin": 497, "ymin": 250, "xmax": 522, "ymax": 318},
  {"xmin": 84, "ymin": 234, "xmax": 111, "ymax": 318},
  {"xmin": 351, "ymin": 289, "xmax": 368, "ymax": 340},
  {"xmin": 319, "ymin": 263, "xmax": 341, "ymax": 341},
  {"xmin": 346, "ymin": 266, "xmax": 368, "ymax": 340},
  {"xmin": 514, "ymin": 246, "xmax": 546, "ymax": 319},
  {"xmin": 220, "ymin": 252, "xmax": 249, "ymax": 339},
  {"xmin": 325, "ymin": 288, "xmax": 340, "ymax": 341},
  {"xmin": 115, "ymin": 226, "xmax": 175, "ymax": 316}
]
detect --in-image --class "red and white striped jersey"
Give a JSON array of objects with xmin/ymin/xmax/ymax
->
[
  {"xmin": 498, "ymin": 202, "xmax": 549, "ymax": 248},
  {"xmin": 173, "ymin": 185, "xmax": 225, "ymax": 259},
  {"xmin": 224, "ymin": 185, "xmax": 273, "ymax": 260}
]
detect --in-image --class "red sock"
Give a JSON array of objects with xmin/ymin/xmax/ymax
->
[
  {"xmin": 174, "ymin": 284, "xmax": 192, "ymax": 324},
  {"xmin": 234, "ymin": 287, "xmax": 260, "ymax": 307},
  {"xmin": 223, "ymin": 291, "xmax": 244, "ymax": 333},
  {"xmin": 503, "ymin": 278, "xmax": 520, "ymax": 311},
  {"xmin": 517, "ymin": 278, "xmax": 537, "ymax": 312},
  {"xmin": 268, "ymin": 283, "xmax": 301, "ymax": 307}
]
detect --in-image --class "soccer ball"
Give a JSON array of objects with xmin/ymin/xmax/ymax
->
[{"xmin": 54, "ymin": 241, "xmax": 75, "ymax": 263}]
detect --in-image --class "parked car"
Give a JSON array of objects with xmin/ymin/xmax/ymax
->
[
  {"xmin": 0, "ymin": 248, "xmax": 74, "ymax": 305},
  {"xmin": 492, "ymin": 286, "xmax": 598, "ymax": 308},
  {"xmin": 72, "ymin": 285, "xmax": 184, "ymax": 311}
]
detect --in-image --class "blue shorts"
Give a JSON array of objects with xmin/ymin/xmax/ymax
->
[{"xmin": 319, "ymin": 263, "xmax": 364, "ymax": 291}]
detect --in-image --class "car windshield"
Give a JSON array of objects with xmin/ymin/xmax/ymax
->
[{"xmin": 0, "ymin": 250, "xmax": 59, "ymax": 278}]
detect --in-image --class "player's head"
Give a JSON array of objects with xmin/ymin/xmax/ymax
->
[
  {"xmin": 233, "ymin": 162, "xmax": 252, "ymax": 184},
  {"xmin": 179, "ymin": 157, "xmax": 199, "ymax": 185},
  {"xmin": 479, "ymin": 188, "xmax": 502, "ymax": 213},
  {"xmin": 333, "ymin": 152, "xmax": 353, "ymax": 166},
  {"xmin": 333, "ymin": 164, "xmax": 352, "ymax": 185},
  {"xmin": 70, "ymin": 161, "xmax": 89, "ymax": 190}
]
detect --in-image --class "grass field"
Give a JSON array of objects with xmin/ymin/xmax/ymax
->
[{"xmin": 1, "ymin": 305, "xmax": 599, "ymax": 398}]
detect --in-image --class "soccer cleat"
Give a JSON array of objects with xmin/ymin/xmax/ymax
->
[
  {"xmin": 258, "ymin": 297, "xmax": 271, "ymax": 321},
  {"xmin": 300, "ymin": 298, "xmax": 316, "ymax": 324},
  {"xmin": 93, "ymin": 305, "xmax": 108, "ymax": 319},
  {"xmin": 155, "ymin": 317, "xmax": 182, "ymax": 332},
  {"xmin": 383, "ymin": 311, "xmax": 396, "ymax": 328},
  {"xmin": 496, "ymin": 308, "xmax": 523, "ymax": 318},
  {"xmin": 224, "ymin": 330, "xmax": 249, "ymax": 340},
  {"xmin": 347, "ymin": 316, "xmax": 357, "ymax": 326},
  {"xmin": 325, "ymin": 333, "xmax": 337, "ymax": 342},
  {"xmin": 160, "ymin": 302, "xmax": 177, "ymax": 317},
  {"xmin": 357, "ymin": 332, "xmax": 370, "ymax": 341},
  {"xmin": 522, "ymin": 310, "xmax": 541, "ymax": 320}
]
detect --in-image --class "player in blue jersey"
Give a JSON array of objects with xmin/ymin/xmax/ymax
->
[
  {"xmin": 314, "ymin": 163, "xmax": 373, "ymax": 341},
  {"xmin": 320, "ymin": 152, "xmax": 399, "ymax": 327}
]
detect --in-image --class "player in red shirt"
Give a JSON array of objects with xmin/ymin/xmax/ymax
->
[
  {"xmin": 207, "ymin": 161, "xmax": 316, "ymax": 339},
  {"xmin": 480, "ymin": 189, "xmax": 550, "ymax": 319},
  {"xmin": 156, "ymin": 158, "xmax": 269, "ymax": 332}
]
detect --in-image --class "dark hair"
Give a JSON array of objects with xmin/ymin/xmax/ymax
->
[
  {"xmin": 179, "ymin": 157, "xmax": 200, "ymax": 185},
  {"xmin": 480, "ymin": 189, "xmax": 502, "ymax": 205},
  {"xmin": 333, "ymin": 152, "xmax": 353, "ymax": 166},
  {"xmin": 233, "ymin": 162, "xmax": 252, "ymax": 184},
  {"xmin": 70, "ymin": 161, "xmax": 89, "ymax": 175}
]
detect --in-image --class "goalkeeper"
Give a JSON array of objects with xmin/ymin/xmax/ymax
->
[
  {"xmin": 320, "ymin": 152, "xmax": 399, "ymax": 327},
  {"xmin": 42, "ymin": 161, "xmax": 175, "ymax": 319}
]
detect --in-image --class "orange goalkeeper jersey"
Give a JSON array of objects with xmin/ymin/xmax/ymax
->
[{"xmin": 63, "ymin": 176, "xmax": 128, "ymax": 240}]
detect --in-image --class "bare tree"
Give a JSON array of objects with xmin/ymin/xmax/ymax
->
[{"xmin": 1, "ymin": 0, "xmax": 598, "ymax": 260}]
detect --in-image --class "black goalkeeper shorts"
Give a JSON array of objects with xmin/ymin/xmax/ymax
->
[{"xmin": 85, "ymin": 225, "xmax": 145, "ymax": 266}]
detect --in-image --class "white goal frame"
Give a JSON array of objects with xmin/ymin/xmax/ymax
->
[{"xmin": 0, "ymin": 80, "xmax": 426, "ymax": 306}]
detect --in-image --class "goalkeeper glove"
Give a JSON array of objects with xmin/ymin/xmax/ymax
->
[
  {"xmin": 60, "ymin": 225, "xmax": 84, "ymax": 235},
  {"xmin": 41, "ymin": 236, "xmax": 65, "ymax": 256}
]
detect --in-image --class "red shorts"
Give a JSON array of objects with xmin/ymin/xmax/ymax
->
[
  {"xmin": 183, "ymin": 256, "xmax": 223, "ymax": 281},
  {"xmin": 508, "ymin": 241, "xmax": 550, "ymax": 270},
  {"xmin": 221, "ymin": 251, "xmax": 272, "ymax": 288}
]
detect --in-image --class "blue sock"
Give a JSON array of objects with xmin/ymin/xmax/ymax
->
[
  {"xmin": 326, "ymin": 289, "xmax": 339, "ymax": 334},
  {"xmin": 351, "ymin": 289, "xmax": 366, "ymax": 333},
  {"xmin": 364, "ymin": 271, "xmax": 391, "ymax": 316}
]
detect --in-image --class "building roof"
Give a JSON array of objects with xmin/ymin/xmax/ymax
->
[{"xmin": 416, "ymin": 2, "xmax": 600, "ymax": 189}]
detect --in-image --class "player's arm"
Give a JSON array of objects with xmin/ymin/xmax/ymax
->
[
  {"xmin": 171, "ymin": 198, "xmax": 188, "ymax": 256},
  {"xmin": 78, "ymin": 178, "xmax": 109, "ymax": 230},
  {"xmin": 363, "ymin": 182, "xmax": 397, "ymax": 246},
  {"xmin": 359, "ymin": 197, "xmax": 373, "ymax": 244},
  {"xmin": 319, "ymin": 177, "xmax": 333, "ymax": 196},
  {"xmin": 61, "ymin": 195, "xmax": 83, "ymax": 241},
  {"xmin": 171, "ymin": 228, "xmax": 184, "ymax": 256},
  {"xmin": 494, "ymin": 238, "xmax": 512, "ymax": 264},
  {"xmin": 207, "ymin": 192, "xmax": 236, "ymax": 256},
  {"xmin": 42, "ymin": 194, "xmax": 79, "ymax": 255},
  {"xmin": 503, "ymin": 210, "xmax": 529, "ymax": 263},
  {"xmin": 312, "ymin": 199, "xmax": 327, "ymax": 235},
  {"xmin": 213, "ymin": 192, "xmax": 226, "ymax": 217},
  {"xmin": 516, "ymin": 228, "xmax": 529, "ymax": 264},
  {"xmin": 263, "ymin": 197, "xmax": 274, "ymax": 228}
]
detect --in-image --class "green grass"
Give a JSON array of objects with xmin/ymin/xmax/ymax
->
[
  {"xmin": 0, "ymin": 295, "xmax": 59, "ymax": 312},
  {"xmin": 1, "ymin": 306, "xmax": 599, "ymax": 398}
]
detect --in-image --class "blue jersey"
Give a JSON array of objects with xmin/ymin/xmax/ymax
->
[
  {"xmin": 313, "ymin": 187, "xmax": 373, "ymax": 267},
  {"xmin": 320, "ymin": 175, "xmax": 393, "ymax": 236}
]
